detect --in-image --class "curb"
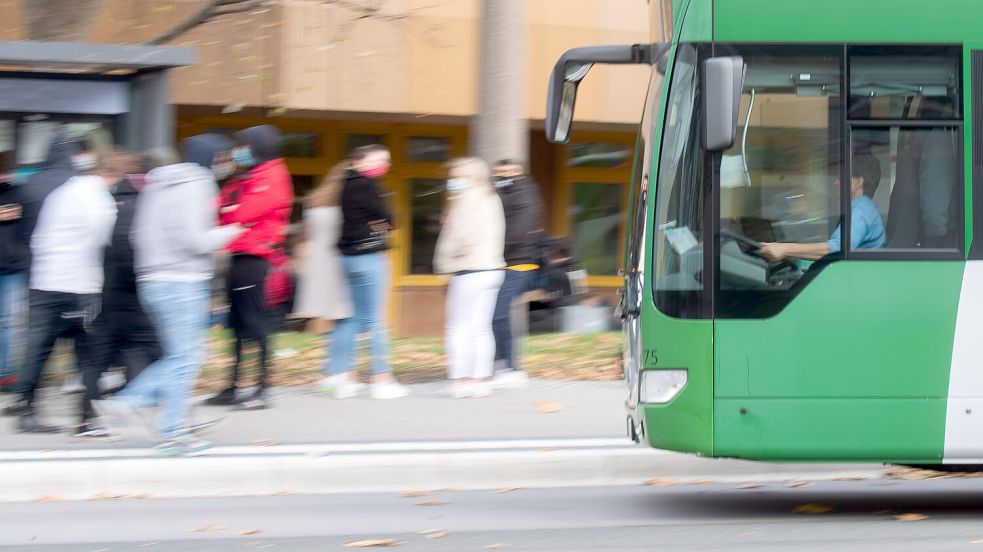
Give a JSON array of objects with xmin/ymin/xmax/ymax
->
[{"xmin": 0, "ymin": 440, "xmax": 884, "ymax": 502}]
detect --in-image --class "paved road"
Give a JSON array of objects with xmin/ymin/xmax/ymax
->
[{"xmin": 4, "ymin": 479, "xmax": 983, "ymax": 551}]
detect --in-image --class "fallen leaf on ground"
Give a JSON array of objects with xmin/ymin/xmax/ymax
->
[
  {"xmin": 401, "ymin": 490, "xmax": 429, "ymax": 498},
  {"xmin": 785, "ymin": 480, "xmax": 814, "ymax": 488},
  {"xmin": 238, "ymin": 529, "xmax": 263, "ymax": 536},
  {"xmin": 191, "ymin": 525, "xmax": 226, "ymax": 532},
  {"xmin": 344, "ymin": 539, "xmax": 404, "ymax": 548},
  {"xmin": 895, "ymin": 513, "xmax": 929, "ymax": 522},
  {"xmin": 536, "ymin": 400, "xmax": 564, "ymax": 414},
  {"xmin": 645, "ymin": 478, "xmax": 678, "ymax": 487},
  {"xmin": 793, "ymin": 503, "xmax": 835, "ymax": 514},
  {"xmin": 495, "ymin": 487, "xmax": 522, "ymax": 494},
  {"xmin": 737, "ymin": 483, "xmax": 762, "ymax": 489},
  {"xmin": 416, "ymin": 499, "xmax": 447, "ymax": 506}
]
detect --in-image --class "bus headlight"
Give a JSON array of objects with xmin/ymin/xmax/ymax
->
[{"xmin": 640, "ymin": 370, "xmax": 687, "ymax": 404}]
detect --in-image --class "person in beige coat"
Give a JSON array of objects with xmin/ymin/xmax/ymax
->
[
  {"xmin": 293, "ymin": 162, "xmax": 356, "ymax": 393},
  {"xmin": 433, "ymin": 157, "xmax": 506, "ymax": 398}
]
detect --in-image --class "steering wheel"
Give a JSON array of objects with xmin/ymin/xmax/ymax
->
[{"xmin": 719, "ymin": 229, "xmax": 800, "ymax": 276}]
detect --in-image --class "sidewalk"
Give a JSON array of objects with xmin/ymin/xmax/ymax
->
[
  {"xmin": 1, "ymin": 379, "xmax": 626, "ymax": 450},
  {"xmin": 0, "ymin": 381, "xmax": 884, "ymax": 501}
]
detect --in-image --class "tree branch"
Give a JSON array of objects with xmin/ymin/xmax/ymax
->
[{"xmin": 144, "ymin": 0, "xmax": 265, "ymax": 45}]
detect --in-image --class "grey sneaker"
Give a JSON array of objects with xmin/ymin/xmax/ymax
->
[{"xmin": 155, "ymin": 434, "xmax": 213, "ymax": 457}]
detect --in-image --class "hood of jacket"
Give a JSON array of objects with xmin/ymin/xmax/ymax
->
[
  {"xmin": 24, "ymin": 133, "xmax": 79, "ymax": 192},
  {"xmin": 236, "ymin": 125, "xmax": 282, "ymax": 165},
  {"xmin": 182, "ymin": 133, "xmax": 234, "ymax": 170},
  {"xmin": 144, "ymin": 162, "xmax": 213, "ymax": 191}
]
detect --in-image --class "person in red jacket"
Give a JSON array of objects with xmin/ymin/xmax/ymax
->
[{"xmin": 207, "ymin": 125, "xmax": 293, "ymax": 410}]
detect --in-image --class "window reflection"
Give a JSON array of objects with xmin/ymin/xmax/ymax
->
[
  {"xmin": 406, "ymin": 136, "xmax": 451, "ymax": 163},
  {"xmin": 567, "ymin": 142, "xmax": 632, "ymax": 168},
  {"xmin": 410, "ymin": 178, "xmax": 444, "ymax": 274},
  {"xmin": 849, "ymin": 47, "xmax": 961, "ymax": 120},
  {"xmin": 570, "ymin": 183, "xmax": 624, "ymax": 276}
]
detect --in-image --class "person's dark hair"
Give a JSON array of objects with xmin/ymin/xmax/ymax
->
[
  {"xmin": 349, "ymin": 143, "xmax": 388, "ymax": 161},
  {"xmin": 853, "ymin": 154, "xmax": 882, "ymax": 197}
]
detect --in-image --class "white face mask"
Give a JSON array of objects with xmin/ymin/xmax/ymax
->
[
  {"xmin": 72, "ymin": 152, "xmax": 97, "ymax": 172},
  {"xmin": 447, "ymin": 178, "xmax": 470, "ymax": 192}
]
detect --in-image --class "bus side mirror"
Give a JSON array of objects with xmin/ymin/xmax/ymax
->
[
  {"xmin": 546, "ymin": 44, "xmax": 666, "ymax": 144},
  {"xmin": 702, "ymin": 56, "xmax": 745, "ymax": 152}
]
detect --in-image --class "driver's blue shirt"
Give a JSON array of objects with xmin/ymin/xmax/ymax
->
[{"xmin": 827, "ymin": 195, "xmax": 885, "ymax": 253}]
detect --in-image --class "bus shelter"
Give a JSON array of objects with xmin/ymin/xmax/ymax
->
[{"xmin": 0, "ymin": 40, "xmax": 194, "ymax": 164}]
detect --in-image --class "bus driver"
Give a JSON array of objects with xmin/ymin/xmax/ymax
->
[{"xmin": 758, "ymin": 155, "xmax": 885, "ymax": 262}]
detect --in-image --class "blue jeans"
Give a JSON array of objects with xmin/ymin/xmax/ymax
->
[
  {"xmin": 117, "ymin": 280, "xmax": 209, "ymax": 439},
  {"xmin": 325, "ymin": 253, "xmax": 390, "ymax": 376},
  {"xmin": 0, "ymin": 273, "xmax": 26, "ymax": 380},
  {"xmin": 492, "ymin": 269, "xmax": 536, "ymax": 371}
]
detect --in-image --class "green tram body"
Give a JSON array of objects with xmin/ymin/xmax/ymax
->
[{"xmin": 548, "ymin": 0, "xmax": 983, "ymax": 465}]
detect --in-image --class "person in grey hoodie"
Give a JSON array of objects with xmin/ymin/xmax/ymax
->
[{"xmin": 94, "ymin": 134, "xmax": 241, "ymax": 456}]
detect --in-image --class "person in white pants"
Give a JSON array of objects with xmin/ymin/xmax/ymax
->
[{"xmin": 434, "ymin": 157, "xmax": 506, "ymax": 398}]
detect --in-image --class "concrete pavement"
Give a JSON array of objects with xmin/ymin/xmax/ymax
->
[{"xmin": 0, "ymin": 380, "xmax": 884, "ymax": 501}]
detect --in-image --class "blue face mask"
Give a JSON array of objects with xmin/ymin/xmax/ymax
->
[
  {"xmin": 233, "ymin": 148, "xmax": 256, "ymax": 168},
  {"xmin": 447, "ymin": 178, "xmax": 470, "ymax": 192}
]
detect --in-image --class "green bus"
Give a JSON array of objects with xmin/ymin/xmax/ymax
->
[{"xmin": 546, "ymin": 0, "xmax": 983, "ymax": 466}]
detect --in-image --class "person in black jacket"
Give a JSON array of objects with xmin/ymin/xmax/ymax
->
[
  {"xmin": 321, "ymin": 144, "xmax": 409, "ymax": 400},
  {"xmin": 490, "ymin": 160, "xmax": 543, "ymax": 389},
  {"xmin": 1, "ymin": 134, "xmax": 79, "ymax": 402},
  {"xmin": 0, "ymin": 151, "xmax": 27, "ymax": 393},
  {"xmin": 83, "ymin": 151, "xmax": 164, "ymax": 426}
]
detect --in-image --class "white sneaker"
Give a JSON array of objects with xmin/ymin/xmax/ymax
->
[
  {"xmin": 99, "ymin": 371, "xmax": 126, "ymax": 393},
  {"xmin": 492, "ymin": 370, "xmax": 529, "ymax": 390},
  {"xmin": 91, "ymin": 398, "xmax": 156, "ymax": 442},
  {"xmin": 370, "ymin": 381, "xmax": 410, "ymax": 400},
  {"xmin": 471, "ymin": 381, "xmax": 493, "ymax": 398},
  {"xmin": 61, "ymin": 374, "xmax": 84, "ymax": 394},
  {"xmin": 447, "ymin": 381, "xmax": 473, "ymax": 399},
  {"xmin": 317, "ymin": 374, "xmax": 365, "ymax": 399}
]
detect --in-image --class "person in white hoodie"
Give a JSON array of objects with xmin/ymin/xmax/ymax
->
[
  {"xmin": 9, "ymin": 148, "xmax": 122, "ymax": 434},
  {"xmin": 433, "ymin": 157, "xmax": 506, "ymax": 398},
  {"xmin": 94, "ymin": 134, "xmax": 242, "ymax": 456}
]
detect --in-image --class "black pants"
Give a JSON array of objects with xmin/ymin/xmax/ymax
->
[
  {"xmin": 227, "ymin": 255, "xmax": 271, "ymax": 389},
  {"xmin": 19, "ymin": 290, "xmax": 99, "ymax": 416},
  {"xmin": 89, "ymin": 296, "xmax": 162, "ymax": 406},
  {"xmin": 492, "ymin": 270, "xmax": 536, "ymax": 371}
]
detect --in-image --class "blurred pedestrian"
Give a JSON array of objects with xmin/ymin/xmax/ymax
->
[
  {"xmin": 207, "ymin": 125, "xmax": 293, "ymax": 410},
  {"xmin": 94, "ymin": 134, "xmax": 242, "ymax": 455},
  {"xmin": 490, "ymin": 160, "xmax": 543, "ymax": 389},
  {"xmin": 89, "ymin": 150, "xmax": 167, "ymax": 400},
  {"xmin": 6, "ymin": 148, "xmax": 121, "ymax": 434},
  {"xmin": 434, "ymin": 157, "xmax": 506, "ymax": 398},
  {"xmin": 322, "ymin": 144, "xmax": 408, "ymax": 400},
  {"xmin": 294, "ymin": 161, "xmax": 355, "ymax": 395},
  {"xmin": 0, "ymin": 151, "xmax": 27, "ymax": 393}
]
